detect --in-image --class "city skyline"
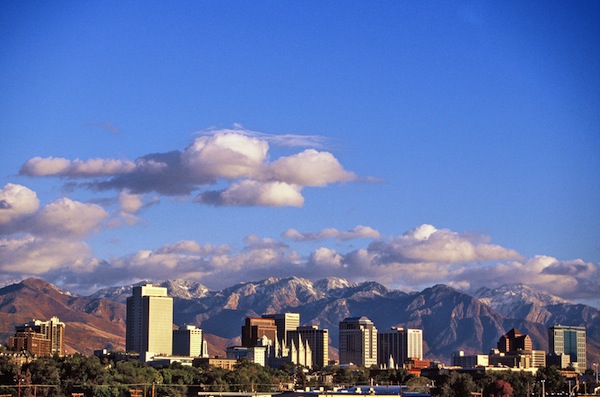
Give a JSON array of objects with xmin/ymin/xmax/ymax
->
[{"xmin": 0, "ymin": 2, "xmax": 599, "ymax": 307}]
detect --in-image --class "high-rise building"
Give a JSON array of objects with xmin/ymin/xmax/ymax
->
[
  {"xmin": 497, "ymin": 328, "xmax": 532, "ymax": 353},
  {"xmin": 8, "ymin": 328, "xmax": 52, "ymax": 357},
  {"xmin": 262, "ymin": 313, "xmax": 300, "ymax": 346},
  {"xmin": 173, "ymin": 325, "xmax": 207, "ymax": 357},
  {"xmin": 241, "ymin": 317, "xmax": 278, "ymax": 347},
  {"xmin": 126, "ymin": 284, "xmax": 173, "ymax": 360},
  {"xmin": 339, "ymin": 316, "xmax": 377, "ymax": 367},
  {"xmin": 548, "ymin": 325, "xmax": 586, "ymax": 373},
  {"xmin": 288, "ymin": 325, "xmax": 329, "ymax": 369},
  {"xmin": 490, "ymin": 327, "xmax": 545, "ymax": 369},
  {"xmin": 14, "ymin": 316, "xmax": 65, "ymax": 356},
  {"xmin": 377, "ymin": 327, "xmax": 423, "ymax": 368}
]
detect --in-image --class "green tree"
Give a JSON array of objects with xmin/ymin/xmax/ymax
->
[
  {"xmin": 435, "ymin": 371, "xmax": 478, "ymax": 397},
  {"xmin": 25, "ymin": 358, "xmax": 62, "ymax": 397},
  {"xmin": 535, "ymin": 366, "xmax": 566, "ymax": 395},
  {"xmin": 0, "ymin": 356, "xmax": 19, "ymax": 385}
]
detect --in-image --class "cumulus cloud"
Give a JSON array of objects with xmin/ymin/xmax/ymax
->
[
  {"xmin": 182, "ymin": 132, "xmax": 269, "ymax": 180},
  {"xmin": 456, "ymin": 255, "xmax": 600, "ymax": 303},
  {"xmin": 116, "ymin": 190, "xmax": 159, "ymax": 225},
  {"xmin": 0, "ymin": 235, "xmax": 96, "ymax": 274},
  {"xmin": 0, "ymin": 184, "xmax": 40, "ymax": 225},
  {"xmin": 366, "ymin": 224, "xmax": 523, "ymax": 264},
  {"xmin": 1, "ymin": 218, "xmax": 596, "ymax": 307},
  {"xmin": 197, "ymin": 180, "xmax": 304, "ymax": 207},
  {"xmin": 308, "ymin": 247, "xmax": 344, "ymax": 268},
  {"xmin": 540, "ymin": 258, "xmax": 595, "ymax": 276},
  {"xmin": 20, "ymin": 128, "xmax": 358, "ymax": 207},
  {"xmin": 29, "ymin": 198, "xmax": 108, "ymax": 237},
  {"xmin": 267, "ymin": 149, "xmax": 356, "ymax": 187},
  {"xmin": 118, "ymin": 190, "xmax": 145, "ymax": 214},
  {"xmin": 283, "ymin": 225, "xmax": 381, "ymax": 241},
  {"xmin": 21, "ymin": 157, "xmax": 135, "ymax": 177}
]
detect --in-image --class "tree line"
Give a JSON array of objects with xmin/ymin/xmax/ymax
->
[{"xmin": 0, "ymin": 353, "xmax": 593, "ymax": 397}]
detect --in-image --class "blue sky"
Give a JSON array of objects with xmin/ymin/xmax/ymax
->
[{"xmin": 1, "ymin": 1, "xmax": 599, "ymax": 306}]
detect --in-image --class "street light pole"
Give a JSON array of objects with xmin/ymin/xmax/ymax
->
[
  {"xmin": 540, "ymin": 379, "xmax": 545, "ymax": 397},
  {"xmin": 593, "ymin": 362, "xmax": 599, "ymax": 383}
]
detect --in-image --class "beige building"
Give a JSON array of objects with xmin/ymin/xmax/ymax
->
[
  {"xmin": 126, "ymin": 284, "xmax": 173, "ymax": 360},
  {"xmin": 339, "ymin": 316, "xmax": 377, "ymax": 367},
  {"xmin": 193, "ymin": 357, "xmax": 238, "ymax": 370}
]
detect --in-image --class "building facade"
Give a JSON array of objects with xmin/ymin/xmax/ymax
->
[
  {"xmin": 377, "ymin": 327, "xmax": 423, "ymax": 369},
  {"xmin": 173, "ymin": 325, "xmax": 207, "ymax": 357},
  {"xmin": 451, "ymin": 351, "xmax": 489, "ymax": 368},
  {"xmin": 126, "ymin": 284, "xmax": 173, "ymax": 360},
  {"xmin": 12, "ymin": 316, "xmax": 65, "ymax": 356},
  {"xmin": 8, "ymin": 329, "xmax": 52, "ymax": 357},
  {"xmin": 262, "ymin": 313, "xmax": 300, "ymax": 347},
  {"xmin": 548, "ymin": 325, "xmax": 586, "ymax": 373},
  {"xmin": 288, "ymin": 326, "xmax": 329, "ymax": 370},
  {"xmin": 339, "ymin": 316, "xmax": 377, "ymax": 367},
  {"xmin": 226, "ymin": 346, "xmax": 268, "ymax": 366},
  {"xmin": 241, "ymin": 317, "xmax": 278, "ymax": 347},
  {"xmin": 497, "ymin": 328, "xmax": 532, "ymax": 353}
]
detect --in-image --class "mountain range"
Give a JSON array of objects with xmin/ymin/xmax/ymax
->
[{"xmin": 1, "ymin": 277, "xmax": 598, "ymax": 366}]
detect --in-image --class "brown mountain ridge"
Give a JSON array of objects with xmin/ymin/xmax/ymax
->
[{"xmin": 1, "ymin": 277, "xmax": 598, "ymax": 366}]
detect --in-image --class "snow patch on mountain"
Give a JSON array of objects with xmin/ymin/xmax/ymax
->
[{"xmin": 473, "ymin": 283, "xmax": 571, "ymax": 323}]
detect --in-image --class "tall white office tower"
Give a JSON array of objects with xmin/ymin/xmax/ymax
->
[
  {"xmin": 339, "ymin": 316, "xmax": 377, "ymax": 367},
  {"xmin": 126, "ymin": 284, "xmax": 173, "ymax": 361}
]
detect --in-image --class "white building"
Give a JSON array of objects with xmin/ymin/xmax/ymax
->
[
  {"xmin": 173, "ymin": 325, "xmax": 208, "ymax": 357},
  {"xmin": 126, "ymin": 284, "xmax": 173, "ymax": 361},
  {"xmin": 226, "ymin": 346, "xmax": 268, "ymax": 366}
]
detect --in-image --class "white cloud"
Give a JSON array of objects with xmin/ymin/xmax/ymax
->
[
  {"xmin": 197, "ymin": 180, "xmax": 304, "ymax": 207},
  {"xmin": 31, "ymin": 198, "xmax": 108, "ymax": 237},
  {"xmin": 155, "ymin": 240, "xmax": 231, "ymax": 256},
  {"xmin": 283, "ymin": 225, "xmax": 381, "ymax": 241},
  {"xmin": 0, "ymin": 184, "xmax": 40, "ymax": 225},
  {"xmin": 2, "ymin": 222, "xmax": 595, "ymax": 306},
  {"xmin": 0, "ymin": 235, "xmax": 95, "ymax": 274},
  {"xmin": 308, "ymin": 247, "xmax": 344, "ymax": 268},
  {"xmin": 268, "ymin": 149, "xmax": 356, "ymax": 186},
  {"xmin": 118, "ymin": 190, "xmax": 145, "ymax": 214},
  {"xmin": 20, "ymin": 128, "xmax": 359, "ymax": 207},
  {"xmin": 367, "ymin": 224, "xmax": 523, "ymax": 264},
  {"xmin": 181, "ymin": 132, "xmax": 269, "ymax": 180},
  {"xmin": 21, "ymin": 157, "xmax": 135, "ymax": 177}
]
